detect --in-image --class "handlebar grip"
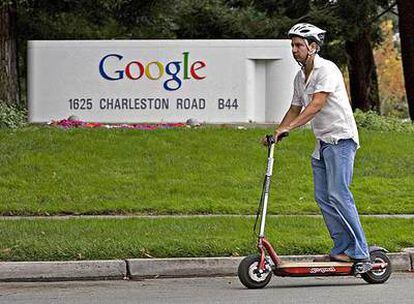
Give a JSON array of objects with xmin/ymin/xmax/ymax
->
[
  {"xmin": 266, "ymin": 132, "xmax": 289, "ymax": 145},
  {"xmin": 277, "ymin": 131, "xmax": 289, "ymax": 141}
]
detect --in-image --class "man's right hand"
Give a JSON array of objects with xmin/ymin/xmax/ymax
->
[{"xmin": 261, "ymin": 136, "xmax": 270, "ymax": 146}]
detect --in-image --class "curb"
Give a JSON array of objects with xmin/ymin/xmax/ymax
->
[
  {"xmin": 127, "ymin": 252, "xmax": 413, "ymax": 279},
  {"xmin": 127, "ymin": 257, "xmax": 243, "ymax": 279},
  {"xmin": 0, "ymin": 260, "xmax": 126, "ymax": 282},
  {"xmin": 388, "ymin": 253, "xmax": 412, "ymax": 272},
  {"xmin": 1, "ymin": 251, "xmax": 412, "ymax": 282},
  {"xmin": 403, "ymin": 248, "xmax": 414, "ymax": 271}
]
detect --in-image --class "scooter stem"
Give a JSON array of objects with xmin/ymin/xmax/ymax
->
[{"xmin": 259, "ymin": 139, "xmax": 275, "ymax": 237}]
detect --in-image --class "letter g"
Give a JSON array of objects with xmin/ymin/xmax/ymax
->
[{"xmin": 99, "ymin": 54, "xmax": 124, "ymax": 81}]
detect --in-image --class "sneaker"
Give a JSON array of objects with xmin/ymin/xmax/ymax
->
[
  {"xmin": 354, "ymin": 261, "xmax": 373, "ymax": 274},
  {"xmin": 313, "ymin": 255, "xmax": 331, "ymax": 262},
  {"xmin": 330, "ymin": 253, "xmax": 352, "ymax": 262},
  {"xmin": 314, "ymin": 253, "xmax": 353, "ymax": 263}
]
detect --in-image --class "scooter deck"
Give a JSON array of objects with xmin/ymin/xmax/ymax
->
[
  {"xmin": 274, "ymin": 261, "xmax": 354, "ymax": 277},
  {"xmin": 277, "ymin": 261, "xmax": 353, "ymax": 268}
]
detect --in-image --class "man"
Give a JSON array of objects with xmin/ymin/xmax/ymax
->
[{"xmin": 272, "ymin": 23, "xmax": 372, "ymax": 272}]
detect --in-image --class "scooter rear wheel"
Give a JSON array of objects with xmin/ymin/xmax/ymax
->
[
  {"xmin": 361, "ymin": 251, "xmax": 392, "ymax": 284},
  {"xmin": 238, "ymin": 254, "xmax": 272, "ymax": 289}
]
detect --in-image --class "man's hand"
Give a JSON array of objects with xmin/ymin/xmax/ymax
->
[
  {"xmin": 274, "ymin": 127, "xmax": 290, "ymax": 143},
  {"xmin": 261, "ymin": 136, "xmax": 269, "ymax": 146},
  {"xmin": 261, "ymin": 128, "xmax": 290, "ymax": 146}
]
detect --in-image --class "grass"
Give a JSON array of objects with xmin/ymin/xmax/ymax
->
[
  {"xmin": 1, "ymin": 126, "xmax": 412, "ymax": 262},
  {"xmin": 0, "ymin": 216, "xmax": 413, "ymax": 261},
  {"xmin": 0, "ymin": 126, "xmax": 413, "ymax": 215}
]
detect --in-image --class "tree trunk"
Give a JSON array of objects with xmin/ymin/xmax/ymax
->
[
  {"xmin": 345, "ymin": 30, "xmax": 380, "ymax": 113},
  {"xmin": 396, "ymin": 0, "xmax": 414, "ymax": 121},
  {"xmin": 0, "ymin": 2, "xmax": 20, "ymax": 105}
]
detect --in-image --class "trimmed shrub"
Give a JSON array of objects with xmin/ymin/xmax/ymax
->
[
  {"xmin": 354, "ymin": 109, "xmax": 414, "ymax": 133},
  {"xmin": 0, "ymin": 103, "xmax": 27, "ymax": 128}
]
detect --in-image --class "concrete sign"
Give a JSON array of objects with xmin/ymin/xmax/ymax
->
[{"xmin": 28, "ymin": 40, "xmax": 298, "ymax": 123}]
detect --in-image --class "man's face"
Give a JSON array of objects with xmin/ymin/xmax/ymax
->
[{"xmin": 291, "ymin": 36, "xmax": 310, "ymax": 62}]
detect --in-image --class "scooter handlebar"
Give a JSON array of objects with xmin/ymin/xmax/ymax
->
[
  {"xmin": 265, "ymin": 135, "xmax": 275, "ymax": 145},
  {"xmin": 266, "ymin": 132, "xmax": 289, "ymax": 145}
]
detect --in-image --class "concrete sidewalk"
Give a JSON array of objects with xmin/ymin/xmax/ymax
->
[{"xmin": 1, "ymin": 249, "xmax": 413, "ymax": 282}]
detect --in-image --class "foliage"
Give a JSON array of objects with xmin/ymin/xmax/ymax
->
[
  {"xmin": 374, "ymin": 20, "xmax": 407, "ymax": 118},
  {"xmin": 309, "ymin": 0, "xmax": 390, "ymax": 68},
  {"xmin": 0, "ymin": 103, "xmax": 27, "ymax": 128},
  {"xmin": 354, "ymin": 109, "xmax": 414, "ymax": 132},
  {"xmin": 168, "ymin": 0, "xmax": 288, "ymax": 39}
]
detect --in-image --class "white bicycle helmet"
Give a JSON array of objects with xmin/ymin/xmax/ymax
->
[{"xmin": 288, "ymin": 23, "xmax": 326, "ymax": 46}]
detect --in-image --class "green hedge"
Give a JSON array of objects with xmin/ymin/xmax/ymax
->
[
  {"xmin": 0, "ymin": 103, "xmax": 27, "ymax": 129},
  {"xmin": 354, "ymin": 109, "xmax": 414, "ymax": 133}
]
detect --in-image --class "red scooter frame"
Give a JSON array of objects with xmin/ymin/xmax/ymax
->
[
  {"xmin": 257, "ymin": 235, "xmax": 387, "ymax": 277},
  {"xmin": 238, "ymin": 134, "xmax": 392, "ymax": 288}
]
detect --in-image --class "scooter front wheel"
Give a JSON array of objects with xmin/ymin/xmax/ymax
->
[{"xmin": 238, "ymin": 254, "xmax": 272, "ymax": 289}]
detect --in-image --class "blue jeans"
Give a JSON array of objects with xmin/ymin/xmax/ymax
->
[{"xmin": 311, "ymin": 139, "xmax": 369, "ymax": 260}]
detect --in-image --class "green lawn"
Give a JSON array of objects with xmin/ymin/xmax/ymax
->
[
  {"xmin": 0, "ymin": 126, "xmax": 413, "ymax": 215},
  {"xmin": 1, "ymin": 216, "xmax": 413, "ymax": 261}
]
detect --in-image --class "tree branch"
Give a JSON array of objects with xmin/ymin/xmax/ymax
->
[{"xmin": 371, "ymin": 1, "xmax": 397, "ymax": 23}]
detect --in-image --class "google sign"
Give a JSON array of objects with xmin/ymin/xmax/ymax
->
[
  {"xmin": 99, "ymin": 51, "xmax": 206, "ymax": 91},
  {"xmin": 28, "ymin": 40, "xmax": 297, "ymax": 124}
]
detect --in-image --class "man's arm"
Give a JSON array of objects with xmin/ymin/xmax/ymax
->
[
  {"xmin": 277, "ymin": 105, "xmax": 302, "ymax": 130},
  {"xmin": 276, "ymin": 92, "xmax": 329, "ymax": 136},
  {"xmin": 270, "ymin": 104, "xmax": 301, "ymax": 142}
]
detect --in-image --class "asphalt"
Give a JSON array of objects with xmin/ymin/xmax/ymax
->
[{"xmin": 2, "ymin": 273, "xmax": 414, "ymax": 304}]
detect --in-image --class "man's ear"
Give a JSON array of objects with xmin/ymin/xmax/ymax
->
[{"xmin": 310, "ymin": 42, "xmax": 318, "ymax": 54}]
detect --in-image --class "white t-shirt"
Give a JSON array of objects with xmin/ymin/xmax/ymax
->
[{"xmin": 291, "ymin": 55, "xmax": 359, "ymax": 159}]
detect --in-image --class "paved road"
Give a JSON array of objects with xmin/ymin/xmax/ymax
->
[{"xmin": 1, "ymin": 273, "xmax": 413, "ymax": 304}]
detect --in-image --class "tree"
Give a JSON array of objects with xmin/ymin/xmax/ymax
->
[
  {"xmin": 0, "ymin": 1, "xmax": 20, "ymax": 105},
  {"xmin": 396, "ymin": 0, "xmax": 414, "ymax": 121},
  {"xmin": 344, "ymin": 29, "xmax": 380, "ymax": 112},
  {"xmin": 310, "ymin": 0, "xmax": 385, "ymax": 113},
  {"xmin": 166, "ymin": 0, "xmax": 289, "ymax": 39}
]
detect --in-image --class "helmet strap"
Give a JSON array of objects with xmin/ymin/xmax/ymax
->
[
  {"xmin": 304, "ymin": 39, "xmax": 318, "ymax": 56},
  {"xmin": 294, "ymin": 39, "xmax": 315, "ymax": 68}
]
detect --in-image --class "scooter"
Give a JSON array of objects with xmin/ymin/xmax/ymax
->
[{"xmin": 238, "ymin": 134, "xmax": 392, "ymax": 289}]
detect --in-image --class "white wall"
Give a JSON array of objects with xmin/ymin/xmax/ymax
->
[{"xmin": 28, "ymin": 40, "xmax": 299, "ymax": 123}]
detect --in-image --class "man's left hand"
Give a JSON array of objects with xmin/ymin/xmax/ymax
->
[{"xmin": 274, "ymin": 127, "xmax": 290, "ymax": 143}]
